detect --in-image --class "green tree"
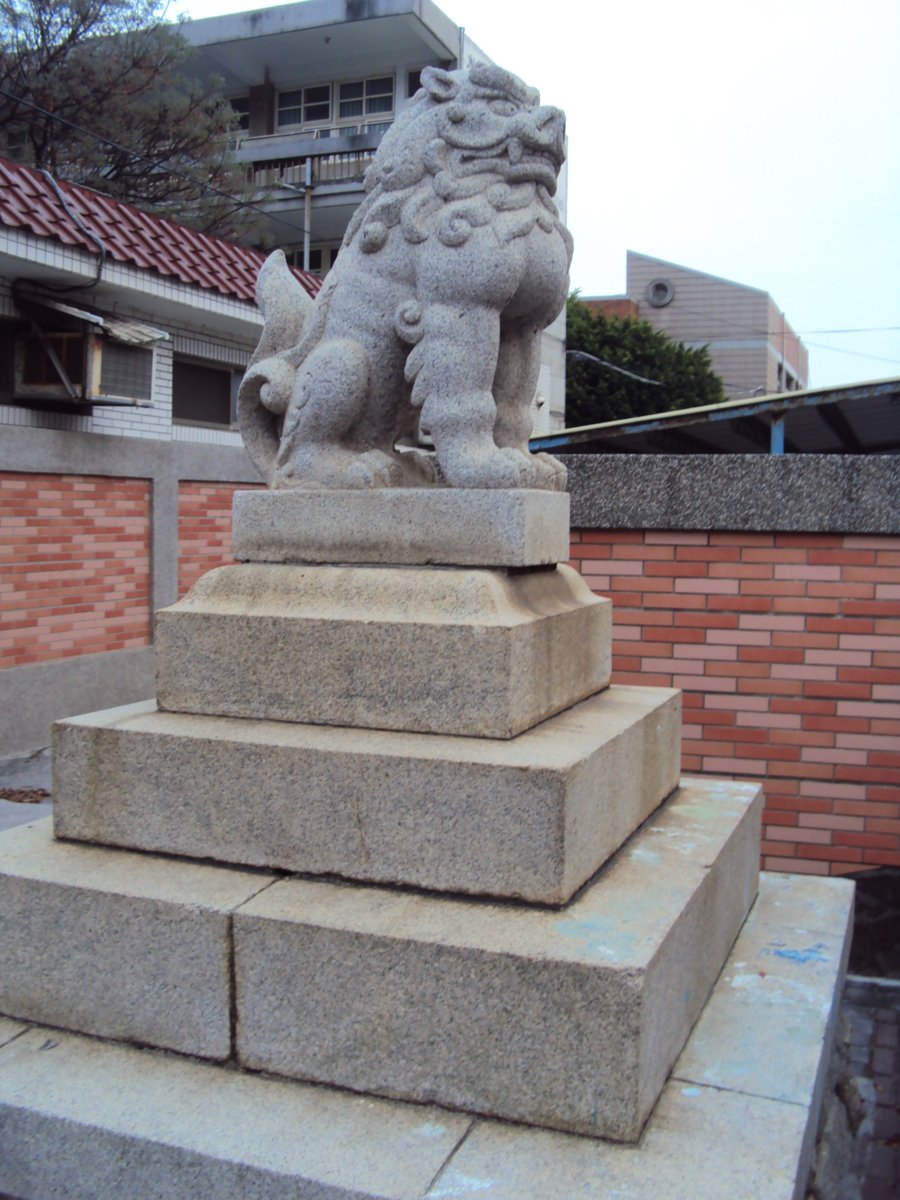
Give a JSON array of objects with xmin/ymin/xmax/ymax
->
[
  {"xmin": 565, "ymin": 294, "xmax": 727, "ymax": 427},
  {"xmin": 0, "ymin": 0, "xmax": 266, "ymax": 241}
]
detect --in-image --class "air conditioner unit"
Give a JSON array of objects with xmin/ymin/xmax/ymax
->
[{"xmin": 11, "ymin": 296, "xmax": 168, "ymax": 407}]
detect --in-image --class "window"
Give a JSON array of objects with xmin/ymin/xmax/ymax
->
[
  {"xmin": 229, "ymin": 96, "xmax": 250, "ymax": 132},
  {"xmin": 338, "ymin": 76, "xmax": 394, "ymax": 122},
  {"xmin": 278, "ymin": 85, "xmax": 332, "ymax": 128},
  {"xmin": 173, "ymin": 360, "xmax": 239, "ymax": 427},
  {"xmin": 407, "ymin": 70, "xmax": 423, "ymax": 98}
]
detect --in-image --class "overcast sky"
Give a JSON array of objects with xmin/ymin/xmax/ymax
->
[{"xmin": 184, "ymin": 0, "xmax": 900, "ymax": 388}]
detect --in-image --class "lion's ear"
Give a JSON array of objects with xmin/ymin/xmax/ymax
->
[{"xmin": 421, "ymin": 66, "xmax": 459, "ymax": 102}]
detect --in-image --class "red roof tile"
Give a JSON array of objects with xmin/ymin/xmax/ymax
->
[{"xmin": 0, "ymin": 156, "xmax": 321, "ymax": 304}]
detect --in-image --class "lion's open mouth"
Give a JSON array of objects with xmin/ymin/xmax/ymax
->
[{"xmin": 459, "ymin": 139, "xmax": 561, "ymax": 190}]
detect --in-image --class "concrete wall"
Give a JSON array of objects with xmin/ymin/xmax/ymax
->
[
  {"xmin": 0, "ymin": 427, "xmax": 261, "ymax": 757},
  {"xmin": 564, "ymin": 453, "xmax": 900, "ymax": 878}
]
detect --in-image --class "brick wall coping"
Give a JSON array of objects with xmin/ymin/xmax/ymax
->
[{"xmin": 563, "ymin": 455, "xmax": 899, "ymax": 535}]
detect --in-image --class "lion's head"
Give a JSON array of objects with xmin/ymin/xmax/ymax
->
[{"xmin": 346, "ymin": 62, "xmax": 570, "ymax": 254}]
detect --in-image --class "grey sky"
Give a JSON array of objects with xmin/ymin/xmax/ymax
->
[{"xmin": 185, "ymin": 0, "xmax": 900, "ymax": 388}]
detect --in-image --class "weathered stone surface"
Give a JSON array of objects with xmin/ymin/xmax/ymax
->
[
  {"xmin": 156, "ymin": 563, "xmax": 611, "ymax": 739},
  {"xmin": 0, "ymin": 873, "xmax": 850, "ymax": 1200},
  {"xmin": 674, "ymin": 872, "xmax": 855, "ymax": 1109},
  {"xmin": 232, "ymin": 487, "xmax": 571, "ymax": 568},
  {"xmin": 53, "ymin": 686, "xmax": 680, "ymax": 903},
  {"xmin": 234, "ymin": 778, "xmax": 762, "ymax": 1141},
  {"xmin": 426, "ymin": 1086, "xmax": 808, "ymax": 1200},
  {"xmin": 0, "ymin": 821, "xmax": 276, "ymax": 1058},
  {"xmin": 425, "ymin": 873, "xmax": 854, "ymax": 1199},
  {"xmin": 239, "ymin": 63, "xmax": 571, "ymax": 492},
  {"xmin": 0, "ymin": 1017, "xmax": 25, "ymax": 1049},
  {"xmin": 0, "ymin": 1026, "xmax": 472, "ymax": 1200}
]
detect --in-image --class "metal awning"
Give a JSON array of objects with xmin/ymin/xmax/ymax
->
[
  {"xmin": 531, "ymin": 379, "xmax": 900, "ymax": 456},
  {"xmin": 24, "ymin": 297, "xmax": 170, "ymax": 346}
]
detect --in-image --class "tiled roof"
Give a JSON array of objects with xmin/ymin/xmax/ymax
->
[{"xmin": 0, "ymin": 155, "xmax": 321, "ymax": 303}]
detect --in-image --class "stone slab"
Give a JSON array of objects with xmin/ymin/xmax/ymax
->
[
  {"xmin": 0, "ymin": 872, "xmax": 850, "ymax": 1200},
  {"xmin": 0, "ymin": 1017, "xmax": 26, "ymax": 1049},
  {"xmin": 53, "ymin": 685, "xmax": 680, "ymax": 904},
  {"xmin": 234, "ymin": 778, "xmax": 762, "ymax": 1141},
  {"xmin": 0, "ymin": 820, "xmax": 277, "ymax": 1058},
  {"xmin": 0, "ymin": 1026, "xmax": 472, "ymax": 1200},
  {"xmin": 156, "ymin": 563, "xmax": 611, "ymax": 739},
  {"xmin": 424, "ymin": 873, "xmax": 855, "ymax": 1200},
  {"xmin": 233, "ymin": 487, "xmax": 571, "ymax": 568},
  {"xmin": 674, "ymin": 872, "xmax": 854, "ymax": 1110}
]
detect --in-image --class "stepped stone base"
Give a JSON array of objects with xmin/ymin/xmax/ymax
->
[
  {"xmin": 0, "ymin": 872, "xmax": 854, "ymax": 1200},
  {"xmin": 0, "ymin": 778, "xmax": 758, "ymax": 1143},
  {"xmin": 156, "ymin": 562, "xmax": 610, "ymax": 739},
  {"xmin": 53, "ymin": 685, "xmax": 681, "ymax": 904},
  {"xmin": 233, "ymin": 486, "xmax": 571, "ymax": 567},
  {"xmin": 233, "ymin": 777, "xmax": 762, "ymax": 1140}
]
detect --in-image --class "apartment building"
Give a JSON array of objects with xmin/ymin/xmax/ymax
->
[
  {"xmin": 180, "ymin": 0, "xmax": 567, "ymax": 432},
  {"xmin": 587, "ymin": 251, "xmax": 808, "ymax": 401}
]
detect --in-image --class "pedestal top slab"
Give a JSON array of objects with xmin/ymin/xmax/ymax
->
[{"xmin": 232, "ymin": 488, "xmax": 571, "ymax": 568}]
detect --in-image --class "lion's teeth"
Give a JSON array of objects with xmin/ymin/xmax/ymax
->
[{"xmin": 508, "ymin": 138, "xmax": 523, "ymax": 164}]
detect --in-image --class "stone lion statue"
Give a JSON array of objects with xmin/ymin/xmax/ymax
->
[{"xmin": 239, "ymin": 61, "xmax": 573, "ymax": 491}]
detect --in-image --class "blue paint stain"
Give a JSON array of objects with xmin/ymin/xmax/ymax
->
[
  {"xmin": 681, "ymin": 1086, "xmax": 702, "ymax": 1097},
  {"xmin": 764, "ymin": 941, "xmax": 828, "ymax": 964}
]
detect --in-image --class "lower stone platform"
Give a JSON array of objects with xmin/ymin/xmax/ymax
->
[
  {"xmin": 53, "ymin": 684, "xmax": 681, "ymax": 904},
  {"xmin": 0, "ymin": 872, "xmax": 854, "ymax": 1200},
  {"xmin": 0, "ymin": 777, "xmax": 760, "ymax": 1143}
]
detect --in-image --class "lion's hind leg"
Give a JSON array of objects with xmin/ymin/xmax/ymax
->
[{"xmin": 274, "ymin": 339, "xmax": 397, "ymax": 489}]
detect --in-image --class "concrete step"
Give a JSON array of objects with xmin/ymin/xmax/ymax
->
[
  {"xmin": 231, "ymin": 777, "xmax": 762, "ymax": 1141},
  {"xmin": 0, "ymin": 872, "xmax": 854, "ymax": 1200},
  {"xmin": 0, "ymin": 819, "xmax": 278, "ymax": 1059},
  {"xmin": 53, "ymin": 684, "xmax": 681, "ymax": 904},
  {"xmin": 0, "ymin": 777, "xmax": 758, "ymax": 1141}
]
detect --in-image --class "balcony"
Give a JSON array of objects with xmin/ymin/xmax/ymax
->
[{"xmin": 233, "ymin": 126, "xmax": 389, "ymax": 190}]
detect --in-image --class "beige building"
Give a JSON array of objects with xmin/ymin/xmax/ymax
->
[{"xmin": 590, "ymin": 251, "xmax": 808, "ymax": 400}]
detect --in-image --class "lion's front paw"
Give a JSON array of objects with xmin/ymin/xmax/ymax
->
[
  {"xmin": 528, "ymin": 451, "xmax": 568, "ymax": 492},
  {"xmin": 439, "ymin": 446, "xmax": 534, "ymax": 489}
]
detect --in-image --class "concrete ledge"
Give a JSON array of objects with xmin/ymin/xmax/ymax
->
[
  {"xmin": 234, "ymin": 779, "xmax": 762, "ymax": 1141},
  {"xmin": 0, "ymin": 1025, "xmax": 471, "ymax": 1200},
  {"xmin": 0, "ymin": 820, "xmax": 276, "ymax": 1058},
  {"xmin": 0, "ymin": 646, "xmax": 155, "ymax": 758},
  {"xmin": 0, "ymin": 872, "xmax": 852, "ymax": 1200},
  {"xmin": 233, "ymin": 488, "xmax": 571, "ymax": 567},
  {"xmin": 438, "ymin": 873, "xmax": 854, "ymax": 1198},
  {"xmin": 563, "ymin": 454, "xmax": 900, "ymax": 533},
  {"xmin": 53, "ymin": 686, "xmax": 681, "ymax": 904},
  {"xmin": 156, "ymin": 563, "xmax": 611, "ymax": 739}
]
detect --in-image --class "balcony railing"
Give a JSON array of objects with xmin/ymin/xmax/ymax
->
[{"xmin": 233, "ymin": 125, "xmax": 389, "ymax": 191}]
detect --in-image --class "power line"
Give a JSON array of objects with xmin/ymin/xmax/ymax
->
[{"xmin": 0, "ymin": 88, "xmax": 312, "ymax": 241}]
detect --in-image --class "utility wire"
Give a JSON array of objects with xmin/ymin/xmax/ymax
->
[{"xmin": 0, "ymin": 87, "xmax": 312, "ymax": 242}]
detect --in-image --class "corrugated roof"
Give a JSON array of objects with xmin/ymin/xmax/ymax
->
[
  {"xmin": 0, "ymin": 155, "xmax": 321, "ymax": 304},
  {"xmin": 531, "ymin": 379, "xmax": 900, "ymax": 456}
]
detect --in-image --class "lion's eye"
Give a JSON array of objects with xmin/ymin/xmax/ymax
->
[{"xmin": 489, "ymin": 99, "xmax": 518, "ymax": 117}]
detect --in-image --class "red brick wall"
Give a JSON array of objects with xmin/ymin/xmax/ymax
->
[
  {"xmin": 571, "ymin": 528, "xmax": 900, "ymax": 877},
  {"xmin": 177, "ymin": 481, "xmax": 263, "ymax": 597},
  {"xmin": 0, "ymin": 472, "xmax": 151, "ymax": 668}
]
